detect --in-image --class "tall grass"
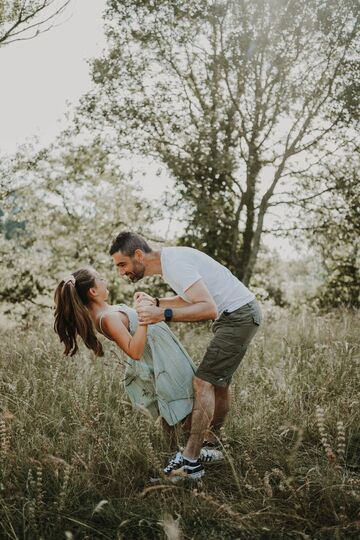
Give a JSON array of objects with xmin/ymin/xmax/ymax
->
[{"xmin": 0, "ymin": 307, "xmax": 359, "ymax": 539}]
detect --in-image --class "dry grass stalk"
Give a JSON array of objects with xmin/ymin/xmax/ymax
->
[
  {"xmin": 315, "ymin": 407, "xmax": 337, "ymax": 464},
  {"xmin": 26, "ymin": 469, "xmax": 38, "ymax": 531},
  {"xmin": 36, "ymin": 465, "xmax": 44, "ymax": 507},
  {"xmin": 58, "ymin": 464, "xmax": 71, "ymax": 512},
  {"xmin": 192, "ymin": 488, "xmax": 240, "ymax": 519},
  {"xmin": 51, "ymin": 364, "xmax": 60, "ymax": 391},
  {"xmin": 138, "ymin": 418, "xmax": 163, "ymax": 471},
  {"xmin": 336, "ymin": 421, "xmax": 346, "ymax": 461},
  {"xmin": 263, "ymin": 471, "xmax": 273, "ymax": 497},
  {"xmin": 0, "ymin": 419, "xmax": 10, "ymax": 457},
  {"xmin": 158, "ymin": 512, "xmax": 183, "ymax": 540},
  {"xmin": 242, "ymin": 448, "xmax": 262, "ymax": 486}
]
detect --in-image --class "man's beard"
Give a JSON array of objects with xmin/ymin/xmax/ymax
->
[{"xmin": 126, "ymin": 261, "xmax": 145, "ymax": 282}]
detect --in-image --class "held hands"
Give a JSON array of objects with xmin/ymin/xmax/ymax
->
[
  {"xmin": 134, "ymin": 292, "xmax": 164, "ymax": 326},
  {"xmin": 134, "ymin": 292, "xmax": 156, "ymax": 307}
]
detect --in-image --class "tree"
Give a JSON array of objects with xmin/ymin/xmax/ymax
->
[
  {"xmin": 0, "ymin": 0, "xmax": 70, "ymax": 46},
  {"xmin": 80, "ymin": 0, "xmax": 359, "ymax": 283},
  {"xmin": 302, "ymin": 153, "xmax": 359, "ymax": 308},
  {"xmin": 0, "ymin": 135, "xmax": 155, "ymax": 315}
]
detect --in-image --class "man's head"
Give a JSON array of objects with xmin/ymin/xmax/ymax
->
[{"xmin": 109, "ymin": 231, "xmax": 152, "ymax": 282}]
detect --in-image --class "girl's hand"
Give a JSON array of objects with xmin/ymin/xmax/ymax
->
[
  {"xmin": 136, "ymin": 304, "xmax": 164, "ymax": 325},
  {"xmin": 134, "ymin": 292, "xmax": 155, "ymax": 307}
]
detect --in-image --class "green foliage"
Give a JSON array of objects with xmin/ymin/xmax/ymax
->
[
  {"xmin": 297, "ymin": 153, "xmax": 360, "ymax": 309},
  {"xmin": 0, "ymin": 136, "xmax": 155, "ymax": 316},
  {"xmin": 81, "ymin": 0, "xmax": 359, "ymax": 283},
  {"xmin": 0, "ymin": 308, "xmax": 359, "ymax": 537},
  {"xmin": 251, "ymin": 248, "xmax": 324, "ymax": 308},
  {"xmin": 317, "ymin": 262, "xmax": 359, "ymax": 309},
  {"xmin": 0, "ymin": 200, "xmax": 25, "ymax": 239}
]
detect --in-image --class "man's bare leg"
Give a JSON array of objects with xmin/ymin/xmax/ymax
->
[
  {"xmin": 205, "ymin": 384, "xmax": 231, "ymax": 443},
  {"xmin": 182, "ymin": 377, "xmax": 215, "ymax": 460},
  {"xmin": 181, "ymin": 413, "xmax": 192, "ymax": 440}
]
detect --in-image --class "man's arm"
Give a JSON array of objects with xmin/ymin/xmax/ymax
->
[
  {"xmin": 134, "ymin": 291, "xmax": 191, "ymax": 309},
  {"xmin": 135, "ymin": 280, "xmax": 218, "ymax": 324},
  {"xmin": 159, "ymin": 296, "xmax": 193, "ymax": 308}
]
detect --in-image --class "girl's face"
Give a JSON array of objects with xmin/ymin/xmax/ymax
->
[{"xmin": 90, "ymin": 269, "xmax": 109, "ymax": 301}]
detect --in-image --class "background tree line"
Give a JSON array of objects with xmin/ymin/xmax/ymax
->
[{"xmin": 1, "ymin": 0, "xmax": 359, "ymax": 319}]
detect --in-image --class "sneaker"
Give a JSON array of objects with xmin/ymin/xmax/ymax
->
[
  {"xmin": 199, "ymin": 441, "xmax": 224, "ymax": 463},
  {"xmin": 163, "ymin": 451, "xmax": 205, "ymax": 481}
]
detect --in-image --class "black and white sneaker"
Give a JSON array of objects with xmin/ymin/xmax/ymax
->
[
  {"xmin": 163, "ymin": 451, "xmax": 205, "ymax": 481},
  {"xmin": 199, "ymin": 441, "xmax": 224, "ymax": 463}
]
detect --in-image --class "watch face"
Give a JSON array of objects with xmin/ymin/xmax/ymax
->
[{"xmin": 164, "ymin": 308, "xmax": 173, "ymax": 321}]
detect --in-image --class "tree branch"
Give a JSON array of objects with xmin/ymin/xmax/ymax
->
[{"xmin": 0, "ymin": 0, "xmax": 70, "ymax": 46}]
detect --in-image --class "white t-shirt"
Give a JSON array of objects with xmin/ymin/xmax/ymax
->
[{"xmin": 160, "ymin": 247, "xmax": 255, "ymax": 315}]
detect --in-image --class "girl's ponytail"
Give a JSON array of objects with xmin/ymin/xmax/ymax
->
[{"xmin": 54, "ymin": 269, "xmax": 104, "ymax": 357}]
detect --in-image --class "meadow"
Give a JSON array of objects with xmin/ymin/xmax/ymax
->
[{"xmin": 0, "ymin": 306, "xmax": 359, "ymax": 539}]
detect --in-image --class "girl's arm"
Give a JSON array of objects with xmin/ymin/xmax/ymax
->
[
  {"xmin": 101, "ymin": 312, "xmax": 148, "ymax": 360},
  {"xmin": 134, "ymin": 291, "xmax": 190, "ymax": 309}
]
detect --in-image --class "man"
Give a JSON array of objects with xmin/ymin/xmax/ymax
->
[{"xmin": 110, "ymin": 231, "xmax": 262, "ymax": 480}]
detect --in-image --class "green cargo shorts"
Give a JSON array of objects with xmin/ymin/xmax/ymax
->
[{"xmin": 196, "ymin": 299, "xmax": 262, "ymax": 387}]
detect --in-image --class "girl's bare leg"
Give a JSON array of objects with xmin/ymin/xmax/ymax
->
[
  {"xmin": 161, "ymin": 413, "xmax": 193, "ymax": 451},
  {"xmin": 160, "ymin": 417, "xmax": 177, "ymax": 451}
]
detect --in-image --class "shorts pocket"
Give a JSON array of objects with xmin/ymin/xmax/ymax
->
[
  {"xmin": 197, "ymin": 344, "xmax": 223, "ymax": 378},
  {"xmin": 203, "ymin": 344, "xmax": 220, "ymax": 366}
]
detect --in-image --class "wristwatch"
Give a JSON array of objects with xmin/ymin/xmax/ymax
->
[{"xmin": 164, "ymin": 308, "xmax": 173, "ymax": 322}]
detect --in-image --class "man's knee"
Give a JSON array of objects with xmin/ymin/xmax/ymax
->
[{"xmin": 192, "ymin": 376, "xmax": 213, "ymax": 395}]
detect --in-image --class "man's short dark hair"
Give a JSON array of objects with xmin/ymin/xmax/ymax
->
[{"xmin": 109, "ymin": 232, "xmax": 152, "ymax": 257}]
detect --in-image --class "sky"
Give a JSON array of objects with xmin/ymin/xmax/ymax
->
[
  {"xmin": 0, "ymin": 0, "xmax": 297, "ymax": 256},
  {"xmin": 0, "ymin": 0, "xmax": 171, "ymax": 201},
  {"xmin": 1, "ymin": 1, "xmax": 106, "ymax": 152}
]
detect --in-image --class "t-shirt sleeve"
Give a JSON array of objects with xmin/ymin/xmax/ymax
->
[{"xmin": 166, "ymin": 258, "xmax": 202, "ymax": 293}]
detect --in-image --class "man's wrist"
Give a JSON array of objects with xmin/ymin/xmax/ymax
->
[{"xmin": 155, "ymin": 307, "xmax": 165, "ymax": 322}]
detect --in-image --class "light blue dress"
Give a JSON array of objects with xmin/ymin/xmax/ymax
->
[{"xmin": 99, "ymin": 304, "xmax": 196, "ymax": 426}]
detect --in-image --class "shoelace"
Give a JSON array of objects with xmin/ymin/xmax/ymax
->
[{"xmin": 164, "ymin": 452, "xmax": 183, "ymax": 473}]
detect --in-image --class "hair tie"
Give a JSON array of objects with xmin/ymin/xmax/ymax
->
[{"xmin": 64, "ymin": 275, "xmax": 76, "ymax": 286}]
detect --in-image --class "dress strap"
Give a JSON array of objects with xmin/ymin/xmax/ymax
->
[
  {"xmin": 97, "ymin": 304, "xmax": 136, "ymax": 339},
  {"xmin": 112, "ymin": 304, "xmax": 138, "ymax": 335},
  {"xmin": 98, "ymin": 312, "xmax": 114, "ymax": 340}
]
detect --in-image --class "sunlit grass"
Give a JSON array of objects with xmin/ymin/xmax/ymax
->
[{"xmin": 0, "ymin": 307, "xmax": 359, "ymax": 538}]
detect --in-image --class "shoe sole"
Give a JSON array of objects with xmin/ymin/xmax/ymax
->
[
  {"xmin": 148, "ymin": 470, "xmax": 205, "ymax": 484},
  {"xmin": 168, "ymin": 469, "xmax": 205, "ymax": 482}
]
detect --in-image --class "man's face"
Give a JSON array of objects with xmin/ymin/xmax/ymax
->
[{"xmin": 112, "ymin": 250, "xmax": 145, "ymax": 282}]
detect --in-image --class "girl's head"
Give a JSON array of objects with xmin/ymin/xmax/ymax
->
[{"xmin": 54, "ymin": 267, "xmax": 109, "ymax": 357}]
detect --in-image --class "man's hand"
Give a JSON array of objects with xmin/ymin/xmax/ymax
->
[
  {"xmin": 136, "ymin": 304, "xmax": 164, "ymax": 325},
  {"xmin": 134, "ymin": 291, "xmax": 155, "ymax": 308}
]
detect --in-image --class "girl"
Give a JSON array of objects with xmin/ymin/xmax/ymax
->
[{"xmin": 53, "ymin": 267, "xmax": 195, "ymax": 439}]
